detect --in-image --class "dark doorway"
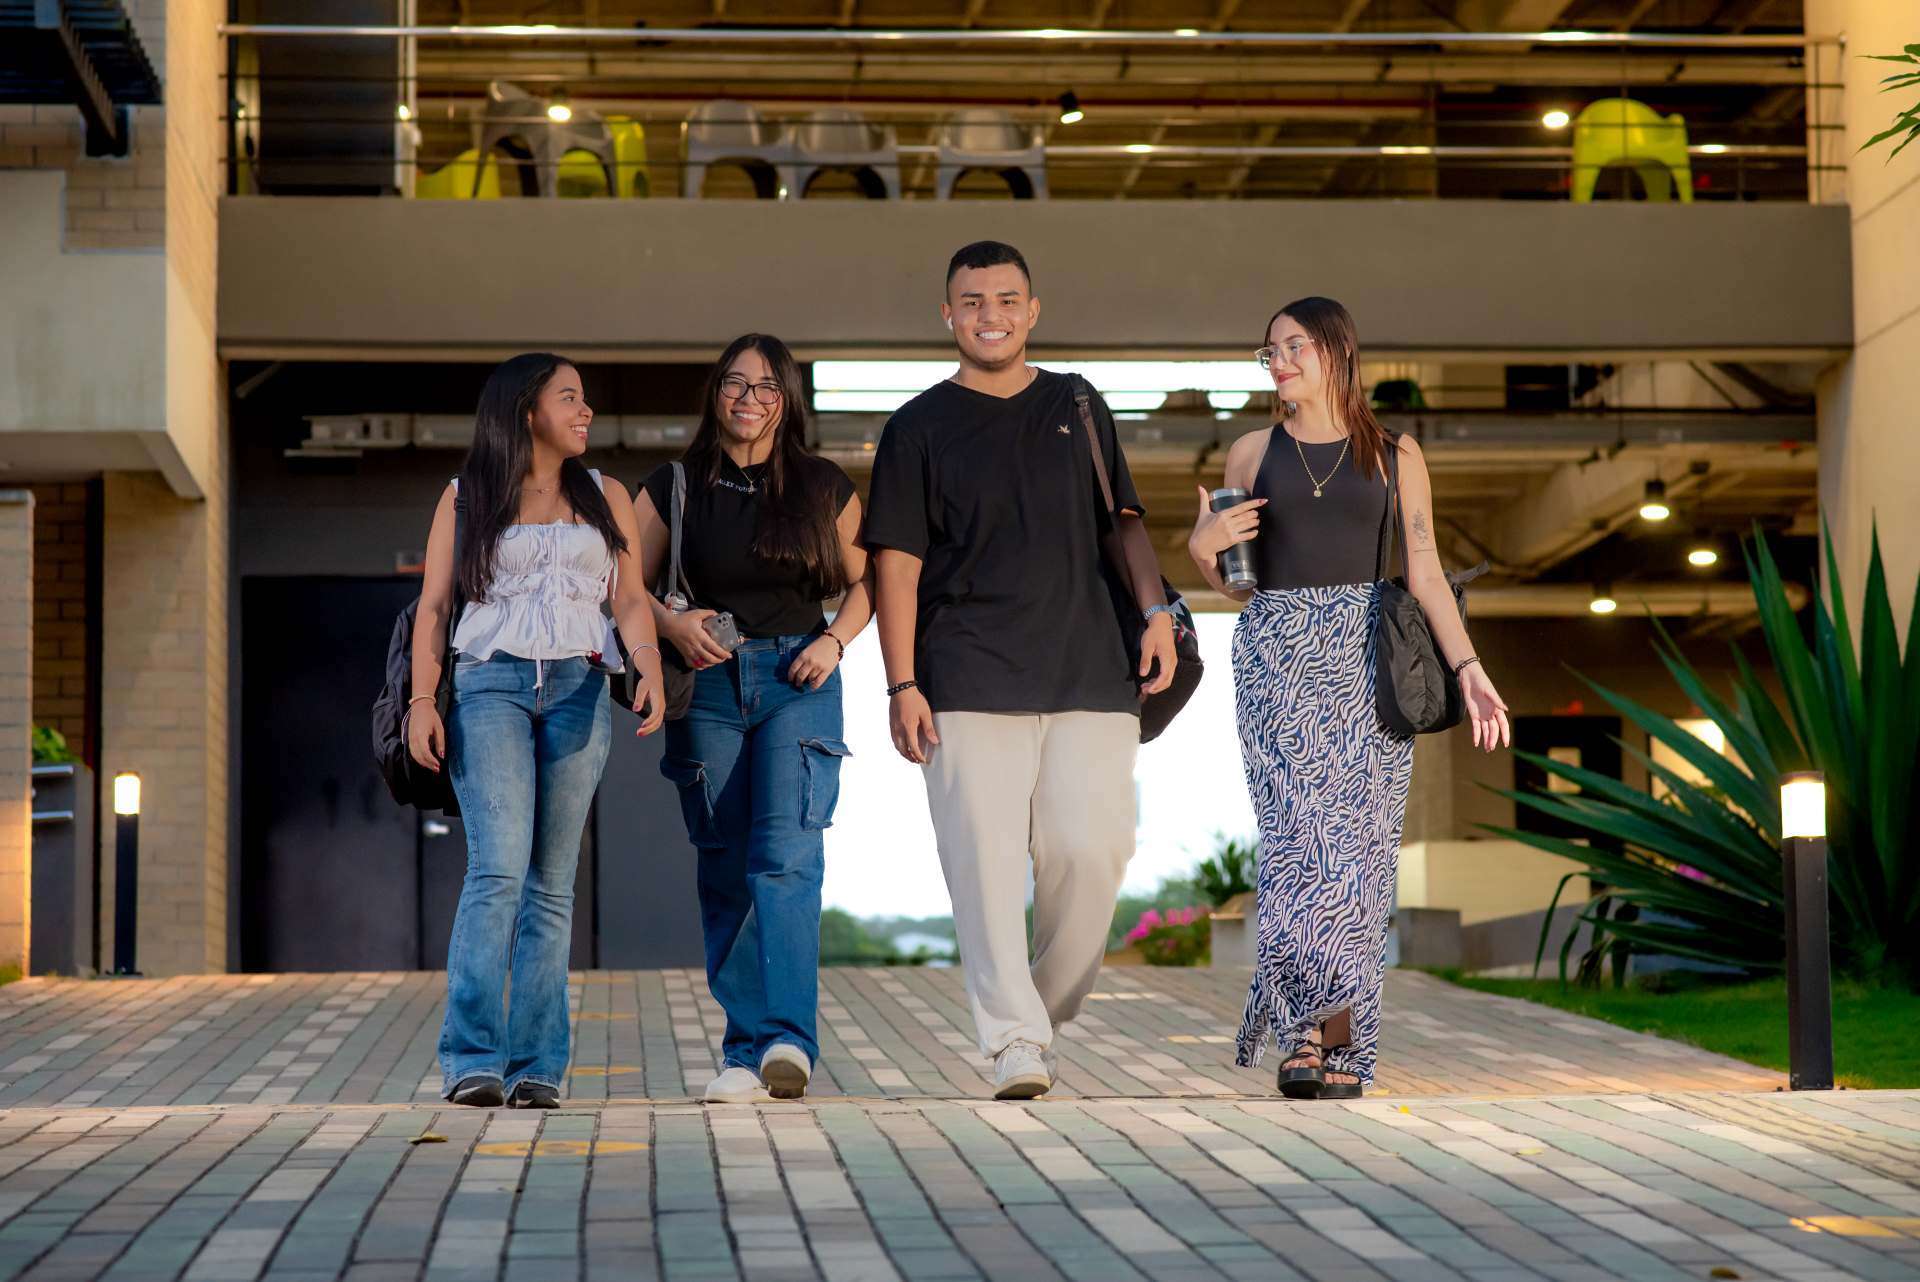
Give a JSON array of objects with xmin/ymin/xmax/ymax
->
[
  {"xmin": 1512, "ymin": 715, "xmax": 1625, "ymax": 850},
  {"xmin": 239, "ymin": 576, "xmax": 703, "ymax": 972}
]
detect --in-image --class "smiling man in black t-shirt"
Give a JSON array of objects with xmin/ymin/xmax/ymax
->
[{"xmin": 865, "ymin": 241, "xmax": 1177, "ymax": 1099}]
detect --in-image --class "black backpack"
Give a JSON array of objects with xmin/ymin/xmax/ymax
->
[{"xmin": 373, "ymin": 497, "xmax": 466, "ymax": 813}]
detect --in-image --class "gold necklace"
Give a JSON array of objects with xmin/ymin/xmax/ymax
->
[{"xmin": 1292, "ymin": 430, "xmax": 1350, "ymax": 499}]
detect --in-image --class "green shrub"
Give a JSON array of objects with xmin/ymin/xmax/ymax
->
[{"xmin": 1488, "ymin": 524, "xmax": 1920, "ymax": 991}]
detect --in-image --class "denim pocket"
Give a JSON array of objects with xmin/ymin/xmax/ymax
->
[
  {"xmin": 660, "ymin": 756, "xmax": 723, "ymax": 849},
  {"xmin": 799, "ymin": 738, "xmax": 851, "ymax": 831}
]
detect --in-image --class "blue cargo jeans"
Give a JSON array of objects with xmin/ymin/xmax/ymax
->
[
  {"xmin": 440, "ymin": 654, "xmax": 610, "ymax": 1097},
  {"xmin": 661, "ymin": 635, "xmax": 848, "ymax": 1071}
]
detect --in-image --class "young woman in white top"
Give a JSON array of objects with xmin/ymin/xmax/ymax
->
[{"xmin": 408, "ymin": 352, "xmax": 665, "ymax": 1108}]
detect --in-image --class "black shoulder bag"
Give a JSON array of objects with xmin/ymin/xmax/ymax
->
[
  {"xmin": 1373, "ymin": 435, "xmax": 1487, "ymax": 736},
  {"xmin": 1071, "ymin": 377, "xmax": 1204, "ymax": 745}
]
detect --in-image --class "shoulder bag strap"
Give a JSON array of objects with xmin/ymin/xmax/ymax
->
[
  {"xmin": 450, "ymin": 477, "xmax": 468, "ymax": 622},
  {"xmin": 1071, "ymin": 376, "xmax": 1121, "ymax": 518},
  {"xmin": 1376, "ymin": 433, "xmax": 1402, "ymax": 583},
  {"xmin": 669, "ymin": 460, "xmax": 691, "ymax": 601}
]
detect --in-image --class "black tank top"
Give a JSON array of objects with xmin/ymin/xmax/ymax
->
[{"xmin": 1249, "ymin": 427, "xmax": 1393, "ymax": 590}]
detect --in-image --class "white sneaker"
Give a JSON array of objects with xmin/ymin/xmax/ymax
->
[
  {"xmin": 759, "ymin": 1043, "xmax": 812, "ymax": 1100},
  {"xmin": 703, "ymin": 1066, "xmax": 768, "ymax": 1104},
  {"xmin": 993, "ymin": 1040, "xmax": 1051, "ymax": 1100}
]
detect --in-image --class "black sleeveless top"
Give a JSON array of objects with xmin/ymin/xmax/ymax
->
[{"xmin": 1249, "ymin": 427, "xmax": 1393, "ymax": 590}]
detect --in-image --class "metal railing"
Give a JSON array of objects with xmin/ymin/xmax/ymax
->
[{"xmin": 218, "ymin": 23, "xmax": 1836, "ymax": 203}]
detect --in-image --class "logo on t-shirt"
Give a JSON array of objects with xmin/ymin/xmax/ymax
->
[{"xmin": 1056, "ymin": 424, "xmax": 1071, "ymax": 434}]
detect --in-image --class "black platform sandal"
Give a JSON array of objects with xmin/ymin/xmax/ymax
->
[
  {"xmin": 1277, "ymin": 1043, "xmax": 1324, "ymax": 1100},
  {"xmin": 1318, "ymin": 1009, "xmax": 1360, "ymax": 1098}
]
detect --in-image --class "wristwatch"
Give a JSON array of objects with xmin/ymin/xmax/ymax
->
[{"xmin": 1142, "ymin": 604, "xmax": 1173, "ymax": 624}]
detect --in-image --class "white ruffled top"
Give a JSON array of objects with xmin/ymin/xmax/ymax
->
[{"xmin": 449, "ymin": 474, "xmax": 620, "ymax": 665}]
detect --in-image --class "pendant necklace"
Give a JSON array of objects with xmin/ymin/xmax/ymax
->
[
  {"xmin": 1293, "ymin": 430, "xmax": 1350, "ymax": 499},
  {"xmin": 715, "ymin": 457, "xmax": 761, "ymax": 495}
]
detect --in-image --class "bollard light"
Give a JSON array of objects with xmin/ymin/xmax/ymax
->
[
  {"xmin": 112, "ymin": 771, "xmax": 142, "ymax": 976},
  {"xmin": 1779, "ymin": 770, "xmax": 1831, "ymax": 1090},
  {"xmin": 1781, "ymin": 771, "xmax": 1827, "ymax": 839}
]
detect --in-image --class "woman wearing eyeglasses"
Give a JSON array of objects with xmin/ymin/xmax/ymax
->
[
  {"xmin": 1187, "ymin": 297, "xmax": 1510, "ymax": 1101},
  {"xmin": 632, "ymin": 333, "xmax": 873, "ymax": 1104}
]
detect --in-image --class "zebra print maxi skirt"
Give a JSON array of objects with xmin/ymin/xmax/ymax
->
[{"xmin": 1231, "ymin": 584, "xmax": 1414, "ymax": 1083}]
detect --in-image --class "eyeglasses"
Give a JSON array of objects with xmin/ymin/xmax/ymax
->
[
  {"xmin": 719, "ymin": 374, "xmax": 783, "ymax": 406},
  {"xmin": 1255, "ymin": 338, "xmax": 1315, "ymax": 369}
]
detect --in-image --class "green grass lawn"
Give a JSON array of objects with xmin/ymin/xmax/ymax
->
[{"xmin": 1434, "ymin": 972, "xmax": 1920, "ymax": 1090}]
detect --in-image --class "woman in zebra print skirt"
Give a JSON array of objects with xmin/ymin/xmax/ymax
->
[{"xmin": 1188, "ymin": 297, "xmax": 1511, "ymax": 1100}]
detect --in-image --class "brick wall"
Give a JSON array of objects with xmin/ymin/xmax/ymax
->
[
  {"xmin": 0, "ymin": 0, "xmax": 167, "ymax": 252},
  {"xmin": 0, "ymin": 494, "xmax": 33, "ymax": 973},
  {"xmin": 28, "ymin": 484, "xmax": 94, "ymax": 763},
  {"xmin": 99, "ymin": 474, "xmax": 226, "ymax": 976}
]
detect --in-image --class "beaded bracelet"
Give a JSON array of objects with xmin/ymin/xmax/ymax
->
[
  {"xmin": 824, "ymin": 633, "xmax": 845, "ymax": 660},
  {"xmin": 886, "ymin": 679, "xmax": 918, "ymax": 697},
  {"xmin": 1453, "ymin": 656, "xmax": 1482, "ymax": 675}
]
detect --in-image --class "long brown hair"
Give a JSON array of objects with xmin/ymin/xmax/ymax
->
[
  {"xmin": 685, "ymin": 334, "xmax": 849, "ymax": 601},
  {"xmin": 1264, "ymin": 296, "xmax": 1394, "ymax": 482}
]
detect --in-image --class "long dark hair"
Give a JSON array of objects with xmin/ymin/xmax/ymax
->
[
  {"xmin": 457, "ymin": 352, "xmax": 626, "ymax": 602},
  {"xmin": 686, "ymin": 334, "xmax": 848, "ymax": 601},
  {"xmin": 1265, "ymin": 296, "xmax": 1394, "ymax": 482}
]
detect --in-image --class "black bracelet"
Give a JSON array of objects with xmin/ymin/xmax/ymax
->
[
  {"xmin": 886, "ymin": 679, "xmax": 918, "ymax": 697},
  {"xmin": 1453, "ymin": 656, "xmax": 1482, "ymax": 675}
]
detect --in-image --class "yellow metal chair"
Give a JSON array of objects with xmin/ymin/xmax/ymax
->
[
  {"xmin": 414, "ymin": 149, "xmax": 501, "ymax": 200},
  {"xmin": 608, "ymin": 117, "xmax": 651, "ymax": 198},
  {"xmin": 555, "ymin": 121, "xmax": 649, "ymax": 198},
  {"xmin": 1571, "ymin": 98, "xmax": 1693, "ymax": 203},
  {"xmin": 556, "ymin": 149, "xmax": 611, "ymax": 199}
]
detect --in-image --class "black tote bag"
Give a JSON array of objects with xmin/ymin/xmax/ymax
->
[{"xmin": 1373, "ymin": 435, "xmax": 1486, "ymax": 737}]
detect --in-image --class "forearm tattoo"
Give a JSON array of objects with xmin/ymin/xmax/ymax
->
[{"xmin": 1411, "ymin": 508, "xmax": 1434, "ymax": 550}]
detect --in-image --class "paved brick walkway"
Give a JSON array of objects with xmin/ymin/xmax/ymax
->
[{"xmin": 0, "ymin": 968, "xmax": 1916, "ymax": 1281}]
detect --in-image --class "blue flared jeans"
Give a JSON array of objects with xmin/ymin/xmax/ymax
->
[{"xmin": 440, "ymin": 654, "xmax": 610, "ymax": 1096}]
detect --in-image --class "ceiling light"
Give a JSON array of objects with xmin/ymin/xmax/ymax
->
[
  {"xmin": 1542, "ymin": 108, "xmax": 1572, "ymax": 130},
  {"xmin": 1174, "ymin": 27, "xmax": 1199, "ymax": 36},
  {"xmin": 1124, "ymin": 143, "xmax": 1154, "ymax": 155},
  {"xmin": 1639, "ymin": 479, "xmax": 1671, "ymax": 522},
  {"xmin": 1589, "ymin": 588, "xmax": 1618, "ymax": 616},
  {"xmin": 546, "ymin": 90, "xmax": 573, "ymax": 124},
  {"xmin": 1698, "ymin": 143, "xmax": 1728, "ymax": 154},
  {"xmin": 1058, "ymin": 91, "xmax": 1084, "ymax": 125},
  {"xmin": 396, "ymin": 103, "xmax": 413, "ymax": 122},
  {"xmin": 1688, "ymin": 546, "xmax": 1719, "ymax": 568}
]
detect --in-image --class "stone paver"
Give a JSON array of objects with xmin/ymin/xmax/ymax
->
[{"xmin": 0, "ymin": 968, "xmax": 1911, "ymax": 1281}]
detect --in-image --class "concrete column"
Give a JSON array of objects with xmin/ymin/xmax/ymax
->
[
  {"xmin": 1807, "ymin": 0, "xmax": 1920, "ymax": 641},
  {"xmin": 0, "ymin": 491, "xmax": 32, "ymax": 974},
  {"xmin": 99, "ymin": 474, "xmax": 227, "ymax": 975}
]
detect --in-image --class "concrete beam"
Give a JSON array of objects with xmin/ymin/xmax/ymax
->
[
  {"xmin": 1454, "ymin": 0, "xmax": 1578, "ymax": 30},
  {"xmin": 219, "ymin": 197, "xmax": 1852, "ymax": 362}
]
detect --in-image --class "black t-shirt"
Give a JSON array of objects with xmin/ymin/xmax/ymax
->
[
  {"xmin": 641, "ymin": 453, "xmax": 857, "ymax": 640},
  {"xmin": 863, "ymin": 369, "xmax": 1145, "ymax": 716}
]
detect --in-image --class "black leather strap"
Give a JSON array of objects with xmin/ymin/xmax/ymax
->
[{"xmin": 1375, "ymin": 431, "xmax": 1401, "ymax": 583}]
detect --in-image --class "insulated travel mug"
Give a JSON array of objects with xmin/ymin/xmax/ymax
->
[{"xmin": 1212, "ymin": 487, "xmax": 1258, "ymax": 591}]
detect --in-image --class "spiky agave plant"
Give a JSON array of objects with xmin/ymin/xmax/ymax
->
[{"xmin": 1484, "ymin": 525, "xmax": 1920, "ymax": 990}]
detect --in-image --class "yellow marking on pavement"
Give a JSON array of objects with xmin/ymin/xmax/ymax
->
[
  {"xmin": 1790, "ymin": 1215, "xmax": 1920, "ymax": 1238},
  {"xmin": 568, "ymin": 1065, "xmax": 641, "ymax": 1076},
  {"xmin": 474, "ymin": 1139, "xmax": 650, "ymax": 1157}
]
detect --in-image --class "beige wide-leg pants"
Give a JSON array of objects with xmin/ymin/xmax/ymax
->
[{"xmin": 922, "ymin": 710, "xmax": 1139, "ymax": 1058}]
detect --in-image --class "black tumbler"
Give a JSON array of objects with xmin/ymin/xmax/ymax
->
[{"xmin": 1212, "ymin": 487, "xmax": 1258, "ymax": 591}]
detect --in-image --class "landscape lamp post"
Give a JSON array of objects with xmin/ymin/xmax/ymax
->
[
  {"xmin": 112, "ymin": 771, "xmax": 141, "ymax": 977},
  {"xmin": 1779, "ymin": 771, "xmax": 1831, "ymax": 1091}
]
